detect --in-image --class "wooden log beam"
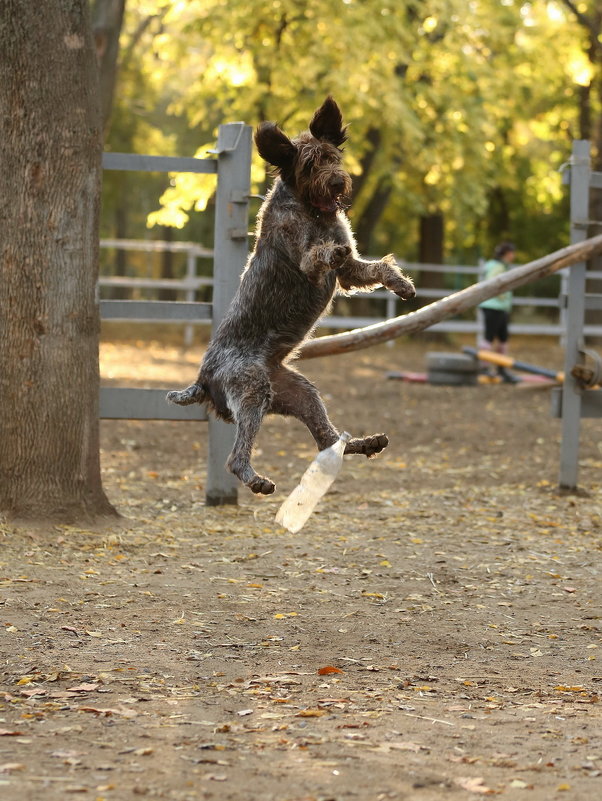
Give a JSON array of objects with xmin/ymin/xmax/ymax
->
[{"xmin": 299, "ymin": 234, "xmax": 602, "ymax": 359}]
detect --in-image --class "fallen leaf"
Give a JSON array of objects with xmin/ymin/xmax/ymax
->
[
  {"xmin": 317, "ymin": 666, "xmax": 344, "ymax": 675},
  {"xmin": 67, "ymin": 683, "xmax": 99, "ymax": 692},
  {"xmin": 555, "ymin": 685, "xmax": 585, "ymax": 693},
  {"xmin": 455, "ymin": 776, "xmax": 495, "ymax": 794},
  {"xmin": 77, "ymin": 705, "xmax": 138, "ymax": 718},
  {"xmin": 0, "ymin": 763, "xmax": 26, "ymax": 773}
]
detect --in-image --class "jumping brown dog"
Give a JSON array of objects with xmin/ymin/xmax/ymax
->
[{"xmin": 167, "ymin": 97, "xmax": 415, "ymax": 495}]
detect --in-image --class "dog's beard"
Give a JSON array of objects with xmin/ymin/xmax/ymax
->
[
  {"xmin": 309, "ymin": 188, "xmax": 350, "ymax": 214},
  {"xmin": 304, "ymin": 168, "xmax": 351, "ymax": 214}
]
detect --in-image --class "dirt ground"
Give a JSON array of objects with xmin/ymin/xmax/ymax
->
[{"xmin": 1, "ymin": 335, "xmax": 601, "ymax": 801}]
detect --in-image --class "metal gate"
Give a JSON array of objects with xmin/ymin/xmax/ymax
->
[
  {"xmin": 554, "ymin": 140, "xmax": 602, "ymax": 489},
  {"xmin": 99, "ymin": 122, "xmax": 252, "ymax": 506}
]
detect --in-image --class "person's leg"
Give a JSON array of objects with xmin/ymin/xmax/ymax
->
[
  {"xmin": 479, "ymin": 309, "xmax": 497, "ymax": 374},
  {"xmin": 479, "ymin": 309, "xmax": 503, "ymax": 375},
  {"xmin": 495, "ymin": 314, "xmax": 518, "ymax": 383}
]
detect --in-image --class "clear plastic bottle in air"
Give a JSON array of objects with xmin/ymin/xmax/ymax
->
[{"xmin": 275, "ymin": 432, "xmax": 351, "ymax": 533}]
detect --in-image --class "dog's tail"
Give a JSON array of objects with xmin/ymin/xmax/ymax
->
[{"xmin": 166, "ymin": 383, "xmax": 207, "ymax": 406}]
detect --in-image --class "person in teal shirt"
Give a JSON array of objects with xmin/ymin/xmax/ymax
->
[{"xmin": 478, "ymin": 242, "xmax": 518, "ymax": 383}]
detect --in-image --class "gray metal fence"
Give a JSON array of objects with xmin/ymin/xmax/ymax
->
[
  {"xmin": 100, "ymin": 135, "xmax": 602, "ymax": 498},
  {"xmin": 553, "ymin": 140, "xmax": 602, "ymax": 490},
  {"xmin": 100, "ymin": 123, "xmax": 252, "ymax": 505},
  {"xmin": 99, "ymin": 247, "xmax": 571, "ymax": 339}
]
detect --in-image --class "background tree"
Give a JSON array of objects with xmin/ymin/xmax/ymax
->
[
  {"xmin": 91, "ymin": 0, "xmax": 127, "ymax": 134},
  {"xmin": 121, "ymin": 1, "xmax": 575, "ymax": 259},
  {"xmin": 0, "ymin": 0, "xmax": 116, "ymax": 521},
  {"xmin": 97, "ymin": 1, "xmax": 602, "ymax": 306}
]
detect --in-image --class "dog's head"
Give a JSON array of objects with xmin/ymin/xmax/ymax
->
[{"xmin": 255, "ymin": 97, "xmax": 352, "ymax": 215}]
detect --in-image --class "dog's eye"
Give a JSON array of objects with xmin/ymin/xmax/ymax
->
[{"xmin": 303, "ymin": 159, "xmax": 315, "ymax": 173}]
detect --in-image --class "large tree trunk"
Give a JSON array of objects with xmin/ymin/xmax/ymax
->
[{"xmin": 0, "ymin": 0, "xmax": 116, "ymax": 521}]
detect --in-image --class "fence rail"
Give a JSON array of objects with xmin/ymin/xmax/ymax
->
[
  {"xmin": 99, "ymin": 240, "xmax": 602, "ymax": 338},
  {"xmin": 101, "ymin": 125, "xmax": 253, "ymax": 506}
]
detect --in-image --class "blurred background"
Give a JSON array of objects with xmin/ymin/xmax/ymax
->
[{"xmin": 93, "ymin": 0, "xmax": 602, "ymax": 340}]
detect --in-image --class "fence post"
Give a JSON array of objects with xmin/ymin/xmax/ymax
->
[
  {"xmin": 559, "ymin": 140, "xmax": 590, "ymax": 490},
  {"xmin": 205, "ymin": 122, "xmax": 252, "ymax": 506}
]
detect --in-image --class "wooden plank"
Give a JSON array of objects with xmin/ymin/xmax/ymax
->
[
  {"xmin": 102, "ymin": 152, "xmax": 217, "ymax": 174},
  {"xmin": 100, "ymin": 388, "xmax": 208, "ymax": 421},
  {"xmin": 100, "ymin": 300, "xmax": 212, "ymax": 321},
  {"xmin": 300, "ymin": 232, "xmax": 602, "ymax": 359}
]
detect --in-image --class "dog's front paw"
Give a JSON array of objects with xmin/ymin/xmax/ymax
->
[
  {"xmin": 329, "ymin": 244, "xmax": 352, "ymax": 269},
  {"xmin": 392, "ymin": 277, "xmax": 416, "ymax": 300},
  {"xmin": 248, "ymin": 475, "xmax": 276, "ymax": 495}
]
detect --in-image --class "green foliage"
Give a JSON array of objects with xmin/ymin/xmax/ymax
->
[{"xmin": 103, "ymin": 0, "xmax": 597, "ymax": 264}]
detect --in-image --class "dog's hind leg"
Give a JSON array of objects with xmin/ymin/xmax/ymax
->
[
  {"xmin": 226, "ymin": 370, "xmax": 276, "ymax": 495},
  {"xmin": 269, "ymin": 366, "xmax": 389, "ymax": 457},
  {"xmin": 343, "ymin": 432, "xmax": 389, "ymax": 458},
  {"xmin": 269, "ymin": 366, "xmax": 339, "ymax": 450},
  {"xmin": 166, "ymin": 383, "xmax": 206, "ymax": 406}
]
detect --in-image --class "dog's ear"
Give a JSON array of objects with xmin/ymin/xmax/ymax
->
[
  {"xmin": 254, "ymin": 122, "xmax": 297, "ymax": 170},
  {"xmin": 309, "ymin": 96, "xmax": 348, "ymax": 147}
]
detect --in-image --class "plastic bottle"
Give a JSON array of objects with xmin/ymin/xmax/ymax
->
[{"xmin": 275, "ymin": 432, "xmax": 351, "ymax": 533}]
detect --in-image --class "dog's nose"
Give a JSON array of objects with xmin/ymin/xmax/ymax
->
[{"xmin": 329, "ymin": 176, "xmax": 345, "ymax": 191}]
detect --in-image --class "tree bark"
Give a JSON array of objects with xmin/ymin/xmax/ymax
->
[
  {"xmin": 353, "ymin": 179, "xmax": 393, "ymax": 256},
  {"xmin": 91, "ymin": 0, "xmax": 126, "ymax": 134},
  {"xmin": 299, "ymin": 234, "xmax": 602, "ymax": 359},
  {"xmin": 417, "ymin": 213, "xmax": 445, "ymax": 290},
  {"xmin": 0, "ymin": 0, "xmax": 117, "ymax": 521},
  {"xmin": 158, "ymin": 226, "xmax": 176, "ymax": 301}
]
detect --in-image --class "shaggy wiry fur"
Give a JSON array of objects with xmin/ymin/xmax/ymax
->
[{"xmin": 167, "ymin": 97, "xmax": 415, "ymax": 495}]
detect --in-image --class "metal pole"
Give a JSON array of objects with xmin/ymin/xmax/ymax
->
[
  {"xmin": 559, "ymin": 140, "xmax": 590, "ymax": 490},
  {"xmin": 205, "ymin": 122, "xmax": 252, "ymax": 506}
]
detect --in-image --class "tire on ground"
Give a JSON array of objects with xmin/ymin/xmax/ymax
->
[{"xmin": 426, "ymin": 352, "xmax": 479, "ymax": 373}]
